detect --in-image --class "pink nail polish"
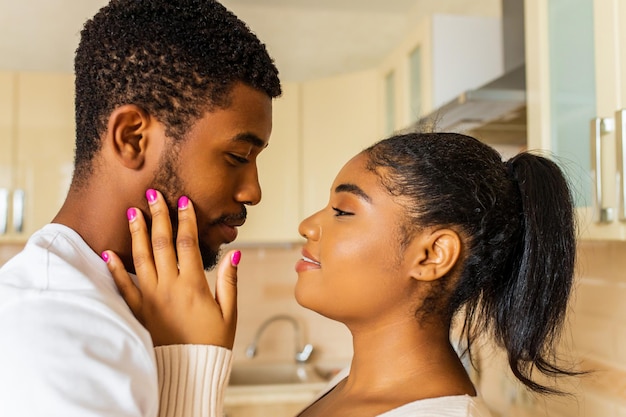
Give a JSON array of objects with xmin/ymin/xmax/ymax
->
[
  {"xmin": 178, "ymin": 195, "xmax": 189, "ymax": 210},
  {"xmin": 127, "ymin": 207, "xmax": 137, "ymax": 222},
  {"xmin": 231, "ymin": 250, "xmax": 241, "ymax": 266},
  {"xmin": 146, "ymin": 189, "xmax": 158, "ymax": 204},
  {"xmin": 101, "ymin": 251, "xmax": 110, "ymax": 263}
]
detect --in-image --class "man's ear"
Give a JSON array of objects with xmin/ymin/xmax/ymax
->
[
  {"xmin": 105, "ymin": 104, "xmax": 151, "ymax": 170},
  {"xmin": 406, "ymin": 228, "xmax": 461, "ymax": 282}
]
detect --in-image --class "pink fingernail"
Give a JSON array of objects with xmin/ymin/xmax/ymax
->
[
  {"xmin": 146, "ymin": 189, "xmax": 158, "ymax": 204},
  {"xmin": 101, "ymin": 251, "xmax": 110, "ymax": 263},
  {"xmin": 127, "ymin": 207, "xmax": 137, "ymax": 222},
  {"xmin": 178, "ymin": 195, "xmax": 189, "ymax": 210},
  {"xmin": 231, "ymin": 250, "xmax": 241, "ymax": 267}
]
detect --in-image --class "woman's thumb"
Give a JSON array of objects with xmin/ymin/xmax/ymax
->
[{"xmin": 215, "ymin": 250, "xmax": 240, "ymax": 323}]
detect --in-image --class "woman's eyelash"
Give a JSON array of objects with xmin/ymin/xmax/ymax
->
[{"xmin": 332, "ymin": 207, "xmax": 353, "ymax": 216}]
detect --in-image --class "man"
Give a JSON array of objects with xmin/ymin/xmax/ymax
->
[{"xmin": 0, "ymin": 0, "xmax": 281, "ymax": 416}]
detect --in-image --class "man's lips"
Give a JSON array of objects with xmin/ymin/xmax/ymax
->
[
  {"xmin": 218, "ymin": 223, "xmax": 239, "ymax": 243},
  {"xmin": 210, "ymin": 210, "xmax": 246, "ymax": 244}
]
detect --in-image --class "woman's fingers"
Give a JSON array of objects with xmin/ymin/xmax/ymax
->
[
  {"xmin": 102, "ymin": 250, "xmax": 144, "ymax": 320},
  {"xmin": 175, "ymin": 195, "xmax": 205, "ymax": 286},
  {"xmin": 145, "ymin": 189, "xmax": 178, "ymax": 281},
  {"xmin": 214, "ymin": 250, "xmax": 240, "ymax": 345},
  {"xmin": 127, "ymin": 205, "xmax": 158, "ymax": 289},
  {"xmin": 216, "ymin": 250, "xmax": 240, "ymax": 322},
  {"xmin": 106, "ymin": 190, "xmax": 240, "ymax": 348}
]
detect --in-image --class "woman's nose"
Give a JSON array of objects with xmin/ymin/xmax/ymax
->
[{"xmin": 298, "ymin": 211, "xmax": 321, "ymax": 240}]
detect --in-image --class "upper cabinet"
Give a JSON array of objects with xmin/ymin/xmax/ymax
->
[
  {"xmin": 0, "ymin": 72, "xmax": 75, "ymax": 242},
  {"xmin": 526, "ymin": 0, "xmax": 626, "ymax": 240},
  {"xmin": 380, "ymin": 14, "xmax": 504, "ymax": 134},
  {"xmin": 235, "ymin": 14, "xmax": 505, "ymax": 244},
  {"xmin": 300, "ymin": 69, "xmax": 381, "ymax": 219}
]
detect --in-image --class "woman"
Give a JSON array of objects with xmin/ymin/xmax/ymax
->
[{"xmin": 105, "ymin": 132, "xmax": 578, "ymax": 416}]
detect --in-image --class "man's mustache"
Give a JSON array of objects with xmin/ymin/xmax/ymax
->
[{"xmin": 211, "ymin": 206, "xmax": 247, "ymax": 226}]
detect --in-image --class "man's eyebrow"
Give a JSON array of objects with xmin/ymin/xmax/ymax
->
[
  {"xmin": 231, "ymin": 132, "xmax": 267, "ymax": 148},
  {"xmin": 334, "ymin": 183, "xmax": 372, "ymax": 203}
]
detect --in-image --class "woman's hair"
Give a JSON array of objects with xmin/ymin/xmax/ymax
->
[
  {"xmin": 364, "ymin": 132, "xmax": 577, "ymax": 394},
  {"xmin": 73, "ymin": 0, "xmax": 281, "ymax": 180}
]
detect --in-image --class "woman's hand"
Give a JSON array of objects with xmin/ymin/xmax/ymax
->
[{"xmin": 102, "ymin": 189, "xmax": 239, "ymax": 348}]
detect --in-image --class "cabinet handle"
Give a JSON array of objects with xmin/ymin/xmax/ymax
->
[
  {"xmin": 12, "ymin": 189, "xmax": 24, "ymax": 233},
  {"xmin": 617, "ymin": 109, "xmax": 626, "ymax": 222},
  {"xmin": 590, "ymin": 117, "xmax": 614, "ymax": 223},
  {"xmin": 0, "ymin": 189, "xmax": 8, "ymax": 235}
]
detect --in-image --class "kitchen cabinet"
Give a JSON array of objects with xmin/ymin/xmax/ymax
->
[
  {"xmin": 218, "ymin": 16, "xmax": 507, "ymax": 244},
  {"xmin": 299, "ymin": 69, "xmax": 381, "ymax": 219},
  {"xmin": 237, "ymin": 82, "xmax": 302, "ymax": 243},
  {"xmin": 380, "ymin": 14, "xmax": 504, "ymax": 133},
  {"xmin": 0, "ymin": 72, "xmax": 74, "ymax": 242},
  {"xmin": 0, "ymin": 73, "xmax": 15, "ymax": 239},
  {"xmin": 526, "ymin": 0, "xmax": 626, "ymax": 240}
]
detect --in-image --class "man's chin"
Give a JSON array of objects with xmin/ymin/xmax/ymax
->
[{"xmin": 199, "ymin": 242, "xmax": 220, "ymax": 271}]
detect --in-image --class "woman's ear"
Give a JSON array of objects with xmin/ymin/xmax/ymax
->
[
  {"xmin": 406, "ymin": 228, "xmax": 461, "ymax": 282},
  {"xmin": 105, "ymin": 104, "xmax": 151, "ymax": 170}
]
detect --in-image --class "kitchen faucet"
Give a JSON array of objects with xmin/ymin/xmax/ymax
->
[{"xmin": 245, "ymin": 314, "xmax": 314, "ymax": 364}]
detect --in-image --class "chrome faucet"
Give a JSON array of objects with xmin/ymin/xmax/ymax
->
[{"xmin": 245, "ymin": 314, "xmax": 314, "ymax": 364}]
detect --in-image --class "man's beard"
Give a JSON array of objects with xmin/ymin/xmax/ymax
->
[
  {"xmin": 152, "ymin": 147, "xmax": 220, "ymax": 271},
  {"xmin": 164, "ymin": 202, "xmax": 220, "ymax": 271}
]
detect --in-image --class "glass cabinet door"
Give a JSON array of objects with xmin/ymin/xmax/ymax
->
[
  {"xmin": 547, "ymin": 0, "xmax": 596, "ymax": 209},
  {"xmin": 526, "ymin": 0, "xmax": 626, "ymax": 240}
]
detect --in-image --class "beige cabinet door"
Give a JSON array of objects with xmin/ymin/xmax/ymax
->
[
  {"xmin": 237, "ymin": 82, "xmax": 302, "ymax": 243},
  {"xmin": 300, "ymin": 69, "xmax": 381, "ymax": 219},
  {"xmin": 0, "ymin": 73, "xmax": 16, "ymax": 238},
  {"xmin": 12, "ymin": 72, "xmax": 75, "ymax": 238},
  {"xmin": 526, "ymin": 0, "xmax": 626, "ymax": 240},
  {"xmin": 239, "ymin": 70, "xmax": 381, "ymax": 243}
]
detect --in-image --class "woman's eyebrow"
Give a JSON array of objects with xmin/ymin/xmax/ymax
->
[{"xmin": 334, "ymin": 183, "xmax": 372, "ymax": 203}]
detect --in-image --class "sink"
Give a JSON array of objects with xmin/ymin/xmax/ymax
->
[{"xmin": 228, "ymin": 362, "xmax": 330, "ymax": 386}]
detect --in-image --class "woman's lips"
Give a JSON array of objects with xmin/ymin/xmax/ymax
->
[{"xmin": 295, "ymin": 254, "xmax": 321, "ymax": 273}]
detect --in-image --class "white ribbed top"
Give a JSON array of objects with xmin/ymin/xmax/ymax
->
[{"xmin": 156, "ymin": 345, "xmax": 232, "ymax": 417}]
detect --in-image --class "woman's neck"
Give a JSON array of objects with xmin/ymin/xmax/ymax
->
[{"xmin": 343, "ymin": 316, "xmax": 476, "ymax": 400}]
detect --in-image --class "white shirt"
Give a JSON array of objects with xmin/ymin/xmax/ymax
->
[
  {"xmin": 301, "ymin": 367, "xmax": 494, "ymax": 417},
  {"xmin": 0, "ymin": 224, "xmax": 231, "ymax": 417}
]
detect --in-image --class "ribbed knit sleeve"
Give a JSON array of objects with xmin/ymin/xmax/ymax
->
[{"xmin": 155, "ymin": 345, "xmax": 233, "ymax": 417}]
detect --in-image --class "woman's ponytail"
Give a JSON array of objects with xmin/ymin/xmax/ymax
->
[{"xmin": 492, "ymin": 153, "xmax": 577, "ymax": 393}]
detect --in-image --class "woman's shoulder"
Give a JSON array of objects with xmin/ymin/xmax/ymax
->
[{"xmin": 380, "ymin": 394, "xmax": 494, "ymax": 417}]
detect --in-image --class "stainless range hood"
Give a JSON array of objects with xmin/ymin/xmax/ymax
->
[{"xmin": 417, "ymin": 0, "xmax": 526, "ymax": 146}]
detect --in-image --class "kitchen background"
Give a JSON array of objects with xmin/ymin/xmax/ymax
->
[{"xmin": 1, "ymin": 0, "xmax": 626, "ymax": 416}]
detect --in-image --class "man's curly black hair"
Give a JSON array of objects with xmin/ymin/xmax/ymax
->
[{"xmin": 73, "ymin": 0, "xmax": 281, "ymax": 181}]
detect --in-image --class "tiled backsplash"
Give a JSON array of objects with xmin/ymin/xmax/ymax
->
[{"xmin": 478, "ymin": 240, "xmax": 626, "ymax": 417}]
